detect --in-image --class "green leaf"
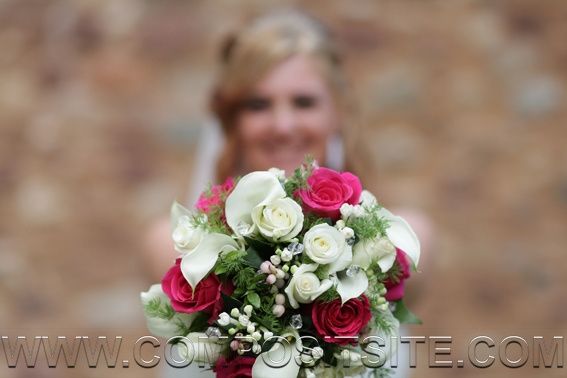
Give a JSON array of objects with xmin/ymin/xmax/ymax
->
[
  {"xmin": 144, "ymin": 298, "xmax": 176, "ymax": 320},
  {"xmin": 246, "ymin": 292, "xmax": 261, "ymax": 308},
  {"xmin": 185, "ymin": 312, "xmax": 209, "ymax": 334},
  {"xmin": 216, "ymin": 249, "xmax": 247, "ymax": 276},
  {"xmin": 221, "ymin": 293, "xmax": 243, "ymax": 313},
  {"xmin": 243, "ymin": 247, "xmax": 263, "ymax": 269},
  {"xmin": 215, "ymin": 264, "xmax": 228, "ymax": 275},
  {"xmin": 346, "ymin": 204, "xmax": 390, "ymax": 241},
  {"xmin": 243, "ymin": 236, "xmax": 274, "ymax": 258},
  {"xmin": 392, "ymin": 300, "xmax": 422, "ymax": 324}
]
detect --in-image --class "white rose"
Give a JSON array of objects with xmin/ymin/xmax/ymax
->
[
  {"xmin": 303, "ymin": 224, "xmax": 352, "ymax": 273},
  {"xmin": 352, "ymin": 236, "xmax": 396, "ymax": 272},
  {"xmin": 251, "ymin": 198, "xmax": 304, "ymax": 241},
  {"xmin": 170, "ymin": 202, "xmax": 205, "ymax": 254},
  {"xmin": 225, "ymin": 171, "xmax": 286, "ymax": 237},
  {"xmin": 284, "ymin": 263, "xmax": 333, "ymax": 309},
  {"xmin": 140, "ymin": 284, "xmax": 197, "ymax": 339}
]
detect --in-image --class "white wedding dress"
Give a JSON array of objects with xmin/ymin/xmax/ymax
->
[{"xmin": 162, "ymin": 121, "xmax": 410, "ymax": 378}]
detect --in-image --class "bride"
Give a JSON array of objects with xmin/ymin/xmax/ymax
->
[{"xmin": 145, "ymin": 9, "xmax": 430, "ymax": 378}]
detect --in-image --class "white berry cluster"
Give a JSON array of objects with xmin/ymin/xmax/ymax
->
[{"xmin": 217, "ymin": 306, "xmax": 274, "ymax": 355}]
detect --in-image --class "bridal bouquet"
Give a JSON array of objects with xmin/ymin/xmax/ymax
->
[{"xmin": 141, "ymin": 160, "xmax": 421, "ymax": 377}]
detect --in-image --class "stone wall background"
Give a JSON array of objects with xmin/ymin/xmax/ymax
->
[{"xmin": 0, "ymin": 0, "xmax": 566, "ymax": 377}]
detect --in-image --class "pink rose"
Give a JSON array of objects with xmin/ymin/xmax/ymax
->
[
  {"xmin": 161, "ymin": 259, "xmax": 230, "ymax": 322},
  {"xmin": 312, "ymin": 295, "xmax": 372, "ymax": 345},
  {"xmin": 195, "ymin": 177, "xmax": 235, "ymax": 214},
  {"xmin": 298, "ymin": 167, "xmax": 362, "ymax": 220},
  {"xmin": 214, "ymin": 356, "xmax": 255, "ymax": 378},
  {"xmin": 384, "ymin": 249, "xmax": 411, "ymax": 302}
]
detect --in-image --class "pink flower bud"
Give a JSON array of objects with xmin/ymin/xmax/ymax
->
[
  {"xmin": 266, "ymin": 274, "xmax": 277, "ymax": 285},
  {"xmin": 275, "ymin": 294, "xmax": 286, "ymax": 305},
  {"xmin": 260, "ymin": 261, "xmax": 272, "ymax": 274},
  {"xmin": 230, "ymin": 340, "xmax": 240, "ymax": 351},
  {"xmin": 272, "ymin": 304, "xmax": 285, "ymax": 318}
]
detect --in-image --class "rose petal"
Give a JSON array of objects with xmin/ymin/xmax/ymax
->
[{"xmin": 341, "ymin": 172, "xmax": 362, "ymax": 204}]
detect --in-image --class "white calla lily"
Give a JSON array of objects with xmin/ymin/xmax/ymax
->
[
  {"xmin": 379, "ymin": 208, "xmax": 420, "ymax": 268},
  {"xmin": 352, "ymin": 237, "xmax": 397, "ymax": 272},
  {"xmin": 170, "ymin": 200, "xmax": 191, "ymax": 230},
  {"xmin": 225, "ymin": 171, "xmax": 286, "ymax": 237},
  {"xmin": 252, "ymin": 329, "xmax": 302, "ymax": 378},
  {"xmin": 335, "ymin": 269, "xmax": 369, "ymax": 305},
  {"xmin": 180, "ymin": 233, "xmax": 238, "ymax": 290}
]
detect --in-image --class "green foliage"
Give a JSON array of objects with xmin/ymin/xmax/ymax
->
[
  {"xmin": 373, "ymin": 368, "xmax": 395, "ymax": 378},
  {"xmin": 314, "ymin": 265, "xmax": 331, "ymax": 281},
  {"xmin": 243, "ymin": 247, "xmax": 264, "ymax": 269},
  {"xmin": 202, "ymin": 182, "xmax": 213, "ymax": 197},
  {"xmin": 319, "ymin": 342, "xmax": 339, "ymax": 367},
  {"xmin": 243, "ymin": 236, "xmax": 276, "ymax": 260},
  {"xmin": 144, "ymin": 298, "xmax": 175, "ymax": 320},
  {"xmin": 233, "ymin": 267, "xmax": 264, "ymax": 297},
  {"xmin": 317, "ymin": 287, "xmax": 339, "ymax": 303},
  {"xmin": 174, "ymin": 318, "xmax": 192, "ymax": 335},
  {"xmin": 166, "ymin": 313, "xmax": 210, "ymax": 341},
  {"xmin": 283, "ymin": 156, "xmax": 315, "ymax": 197},
  {"xmin": 300, "ymin": 254, "xmax": 316, "ymax": 265},
  {"xmin": 215, "ymin": 249, "xmax": 247, "ymax": 276},
  {"xmin": 246, "ymin": 292, "xmax": 261, "ymax": 308},
  {"xmin": 189, "ymin": 210, "xmax": 229, "ymax": 235},
  {"xmin": 371, "ymin": 307, "xmax": 398, "ymax": 336},
  {"xmin": 301, "ymin": 213, "xmax": 331, "ymax": 237},
  {"xmin": 392, "ymin": 300, "xmax": 422, "ymax": 325},
  {"xmin": 366, "ymin": 266, "xmax": 398, "ymax": 335},
  {"xmin": 221, "ymin": 293, "xmax": 243, "ymax": 314},
  {"xmin": 346, "ymin": 204, "xmax": 389, "ymax": 241},
  {"xmin": 188, "ymin": 312, "xmax": 211, "ymax": 333},
  {"xmin": 252, "ymin": 294, "xmax": 280, "ymax": 333},
  {"xmin": 255, "ymin": 311, "xmax": 282, "ymax": 334},
  {"xmin": 215, "ymin": 245, "xmax": 284, "ymax": 334},
  {"xmin": 374, "ymin": 261, "xmax": 402, "ymax": 284}
]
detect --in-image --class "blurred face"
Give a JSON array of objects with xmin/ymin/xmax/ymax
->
[{"xmin": 235, "ymin": 54, "xmax": 339, "ymax": 175}]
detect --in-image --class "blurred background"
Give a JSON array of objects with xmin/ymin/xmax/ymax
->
[{"xmin": 0, "ymin": 0, "xmax": 566, "ymax": 377}]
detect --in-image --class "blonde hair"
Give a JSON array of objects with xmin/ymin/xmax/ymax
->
[{"xmin": 210, "ymin": 9, "xmax": 354, "ymax": 181}]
